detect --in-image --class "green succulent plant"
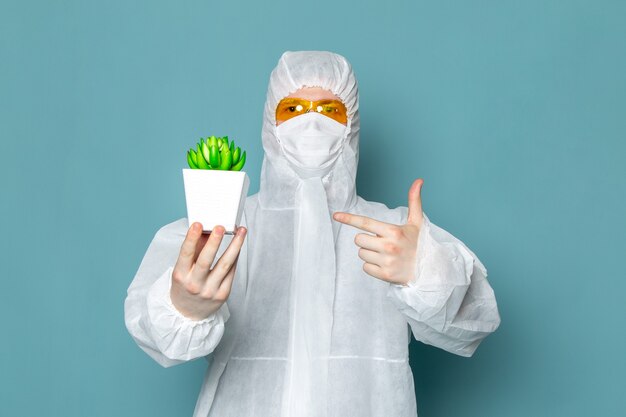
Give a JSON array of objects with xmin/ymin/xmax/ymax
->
[{"xmin": 186, "ymin": 135, "xmax": 247, "ymax": 171}]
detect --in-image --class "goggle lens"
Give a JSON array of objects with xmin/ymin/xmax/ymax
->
[{"xmin": 276, "ymin": 98, "xmax": 348, "ymax": 124}]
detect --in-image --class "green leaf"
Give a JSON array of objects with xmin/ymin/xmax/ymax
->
[
  {"xmin": 232, "ymin": 146, "xmax": 241, "ymax": 165},
  {"xmin": 209, "ymin": 144, "xmax": 219, "ymax": 167},
  {"xmin": 219, "ymin": 148, "xmax": 232, "ymax": 170},
  {"xmin": 231, "ymin": 150, "xmax": 246, "ymax": 171},
  {"xmin": 187, "ymin": 150, "xmax": 198, "ymax": 169},
  {"xmin": 195, "ymin": 143, "xmax": 210, "ymax": 169}
]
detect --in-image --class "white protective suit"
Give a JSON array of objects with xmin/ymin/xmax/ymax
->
[{"xmin": 124, "ymin": 50, "xmax": 501, "ymax": 417}]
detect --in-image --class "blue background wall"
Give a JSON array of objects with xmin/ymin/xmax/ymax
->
[{"xmin": 1, "ymin": 1, "xmax": 624, "ymax": 416}]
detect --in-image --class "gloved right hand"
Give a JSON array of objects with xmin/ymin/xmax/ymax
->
[{"xmin": 170, "ymin": 222, "xmax": 247, "ymax": 321}]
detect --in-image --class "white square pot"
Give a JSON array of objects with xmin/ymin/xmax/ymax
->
[{"xmin": 182, "ymin": 169, "xmax": 250, "ymax": 234}]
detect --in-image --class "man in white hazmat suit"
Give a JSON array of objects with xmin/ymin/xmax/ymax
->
[{"xmin": 124, "ymin": 50, "xmax": 501, "ymax": 417}]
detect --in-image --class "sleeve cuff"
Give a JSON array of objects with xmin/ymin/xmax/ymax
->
[
  {"xmin": 386, "ymin": 213, "xmax": 474, "ymax": 331},
  {"xmin": 145, "ymin": 266, "xmax": 230, "ymax": 361}
]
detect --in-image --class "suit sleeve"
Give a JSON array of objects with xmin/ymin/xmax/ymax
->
[
  {"xmin": 124, "ymin": 218, "xmax": 230, "ymax": 368},
  {"xmin": 386, "ymin": 211, "xmax": 501, "ymax": 357}
]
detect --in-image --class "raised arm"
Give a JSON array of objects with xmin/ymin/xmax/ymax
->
[
  {"xmin": 386, "ymin": 210, "xmax": 501, "ymax": 357},
  {"xmin": 124, "ymin": 218, "xmax": 246, "ymax": 367},
  {"xmin": 333, "ymin": 179, "xmax": 501, "ymax": 357}
]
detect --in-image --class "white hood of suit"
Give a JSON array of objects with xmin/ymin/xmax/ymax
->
[{"xmin": 258, "ymin": 50, "xmax": 360, "ymax": 212}]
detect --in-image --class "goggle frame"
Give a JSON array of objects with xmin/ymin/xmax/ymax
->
[{"xmin": 276, "ymin": 97, "xmax": 349, "ymax": 125}]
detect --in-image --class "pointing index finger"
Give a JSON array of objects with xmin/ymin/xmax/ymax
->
[{"xmin": 333, "ymin": 212, "xmax": 395, "ymax": 237}]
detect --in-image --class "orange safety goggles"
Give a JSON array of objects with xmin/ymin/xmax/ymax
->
[{"xmin": 276, "ymin": 97, "xmax": 349, "ymax": 125}]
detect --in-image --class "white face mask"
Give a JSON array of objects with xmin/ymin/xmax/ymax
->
[{"xmin": 276, "ymin": 112, "xmax": 348, "ymax": 176}]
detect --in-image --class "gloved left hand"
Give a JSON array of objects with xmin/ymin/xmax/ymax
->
[{"xmin": 333, "ymin": 179, "xmax": 424, "ymax": 287}]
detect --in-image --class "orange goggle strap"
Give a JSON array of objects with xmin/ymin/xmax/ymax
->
[{"xmin": 276, "ymin": 98, "xmax": 348, "ymax": 124}]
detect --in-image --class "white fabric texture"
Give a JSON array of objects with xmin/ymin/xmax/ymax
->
[
  {"xmin": 124, "ymin": 50, "xmax": 501, "ymax": 417},
  {"xmin": 276, "ymin": 111, "xmax": 348, "ymax": 172},
  {"xmin": 146, "ymin": 266, "xmax": 230, "ymax": 361}
]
